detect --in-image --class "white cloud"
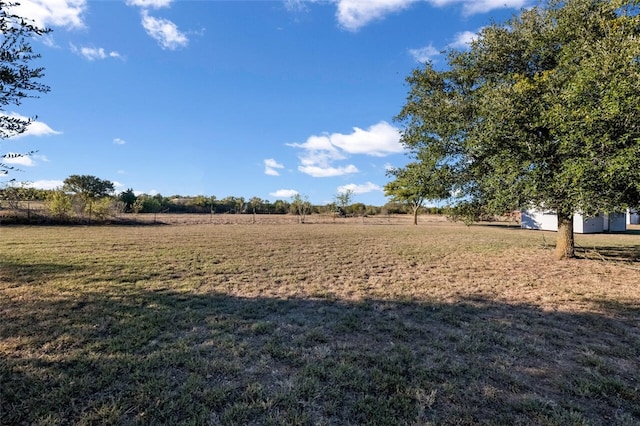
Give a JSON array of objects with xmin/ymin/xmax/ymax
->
[
  {"xmin": 26, "ymin": 180, "xmax": 64, "ymax": 190},
  {"xmin": 270, "ymin": 189, "xmax": 299, "ymax": 198},
  {"xmin": 449, "ymin": 30, "xmax": 479, "ymax": 48},
  {"xmin": 329, "ymin": 121, "xmax": 403, "ymax": 156},
  {"xmin": 264, "ymin": 158, "xmax": 284, "ymax": 176},
  {"xmin": 288, "ymin": 121, "xmax": 402, "ymax": 178},
  {"xmin": 126, "ymin": 0, "xmax": 173, "ymax": 8},
  {"xmin": 8, "ymin": 0, "xmax": 86, "ymax": 29},
  {"xmin": 337, "ymin": 182, "xmax": 383, "ymax": 195},
  {"xmin": 141, "ymin": 10, "xmax": 188, "ymax": 50},
  {"xmin": 2, "ymin": 153, "xmax": 34, "ymax": 166},
  {"xmin": 331, "ymin": 0, "xmax": 529, "ymax": 31},
  {"xmin": 3, "ymin": 153, "xmax": 49, "ymax": 167},
  {"xmin": 299, "ymin": 164, "xmax": 359, "ymax": 178},
  {"xmin": 409, "ymin": 31, "xmax": 479, "ymax": 63},
  {"xmin": 409, "ymin": 43, "xmax": 440, "ymax": 63},
  {"xmin": 71, "ymin": 44, "xmax": 121, "ymax": 61},
  {"xmin": 2, "ymin": 113, "xmax": 61, "ymax": 139},
  {"xmin": 335, "ymin": 0, "xmax": 419, "ymax": 31},
  {"xmin": 113, "ymin": 138, "xmax": 126, "ymax": 145},
  {"xmin": 284, "ymin": 0, "xmax": 307, "ymax": 12},
  {"xmin": 458, "ymin": 0, "xmax": 528, "ymax": 15}
]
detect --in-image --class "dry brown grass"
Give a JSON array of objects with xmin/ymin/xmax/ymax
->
[{"xmin": 1, "ymin": 219, "xmax": 638, "ymax": 425}]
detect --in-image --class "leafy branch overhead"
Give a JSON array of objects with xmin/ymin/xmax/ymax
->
[
  {"xmin": 0, "ymin": 1, "xmax": 51, "ymax": 175},
  {"xmin": 396, "ymin": 0, "xmax": 640, "ymax": 258}
]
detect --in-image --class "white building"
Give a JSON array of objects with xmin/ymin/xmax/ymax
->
[{"xmin": 521, "ymin": 209, "xmax": 627, "ymax": 233}]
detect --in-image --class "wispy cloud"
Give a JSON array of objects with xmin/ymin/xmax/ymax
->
[
  {"xmin": 337, "ymin": 182, "xmax": 383, "ymax": 195},
  {"xmin": 288, "ymin": 121, "xmax": 402, "ymax": 178},
  {"xmin": 2, "ymin": 153, "xmax": 48, "ymax": 167},
  {"xmin": 3, "ymin": 153, "xmax": 34, "ymax": 167},
  {"xmin": 335, "ymin": 0, "xmax": 419, "ymax": 31},
  {"xmin": 331, "ymin": 0, "xmax": 530, "ymax": 31},
  {"xmin": 141, "ymin": 10, "xmax": 188, "ymax": 50},
  {"xmin": 455, "ymin": 0, "xmax": 528, "ymax": 15},
  {"xmin": 26, "ymin": 180, "xmax": 65, "ymax": 190},
  {"xmin": 449, "ymin": 30, "xmax": 478, "ymax": 48},
  {"xmin": 270, "ymin": 189, "xmax": 299, "ymax": 198},
  {"xmin": 8, "ymin": 0, "xmax": 87, "ymax": 29},
  {"xmin": 264, "ymin": 158, "xmax": 285, "ymax": 176},
  {"xmin": 126, "ymin": 0, "xmax": 173, "ymax": 9},
  {"xmin": 299, "ymin": 164, "xmax": 359, "ymax": 178},
  {"xmin": 113, "ymin": 138, "xmax": 126, "ymax": 145},
  {"xmin": 71, "ymin": 44, "xmax": 121, "ymax": 61},
  {"xmin": 409, "ymin": 43, "xmax": 440, "ymax": 63}
]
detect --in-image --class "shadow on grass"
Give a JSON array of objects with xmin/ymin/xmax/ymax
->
[
  {"xmin": 0, "ymin": 261, "xmax": 80, "ymax": 284},
  {"xmin": 1, "ymin": 284, "xmax": 639, "ymax": 425},
  {"xmin": 576, "ymin": 245, "xmax": 640, "ymax": 262}
]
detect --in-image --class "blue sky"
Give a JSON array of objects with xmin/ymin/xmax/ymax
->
[{"xmin": 3, "ymin": 0, "xmax": 529, "ymax": 206}]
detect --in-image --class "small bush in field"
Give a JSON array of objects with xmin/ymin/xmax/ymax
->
[
  {"xmin": 88, "ymin": 197, "xmax": 114, "ymax": 220},
  {"xmin": 46, "ymin": 190, "xmax": 73, "ymax": 219}
]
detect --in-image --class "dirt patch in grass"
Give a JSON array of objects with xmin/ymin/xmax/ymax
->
[{"xmin": 1, "ymin": 222, "xmax": 638, "ymax": 425}]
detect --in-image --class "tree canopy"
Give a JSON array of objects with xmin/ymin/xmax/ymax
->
[
  {"xmin": 396, "ymin": 0, "xmax": 640, "ymax": 258},
  {"xmin": 385, "ymin": 152, "xmax": 451, "ymax": 225},
  {"xmin": 0, "ymin": 1, "xmax": 51, "ymax": 176},
  {"xmin": 63, "ymin": 175, "xmax": 115, "ymax": 200}
]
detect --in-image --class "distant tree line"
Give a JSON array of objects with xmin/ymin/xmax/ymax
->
[{"xmin": 0, "ymin": 175, "xmax": 445, "ymax": 224}]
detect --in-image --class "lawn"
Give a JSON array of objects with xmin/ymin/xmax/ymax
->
[{"xmin": 1, "ymin": 220, "xmax": 639, "ymax": 425}]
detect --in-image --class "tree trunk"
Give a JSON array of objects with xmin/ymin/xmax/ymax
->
[
  {"xmin": 555, "ymin": 212, "xmax": 575, "ymax": 259},
  {"xmin": 412, "ymin": 206, "xmax": 419, "ymax": 225}
]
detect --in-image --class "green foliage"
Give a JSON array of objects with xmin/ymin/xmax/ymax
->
[
  {"xmin": 118, "ymin": 188, "xmax": 137, "ymax": 212},
  {"xmin": 385, "ymin": 154, "xmax": 451, "ymax": 224},
  {"xmin": 89, "ymin": 197, "xmax": 113, "ymax": 220},
  {"xmin": 335, "ymin": 189, "xmax": 354, "ymax": 212},
  {"xmin": 290, "ymin": 194, "xmax": 311, "ymax": 223},
  {"xmin": 0, "ymin": 183, "xmax": 47, "ymax": 209},
  {"xmin": 0, "ymin": 1, "xmax": 51, "ymax": 175},
  {"xmin": 45, "ymin": 190, "xmax": 72, "ymax": 219},
  {"xmin": 133, "ymin": 195, "xmax": 162, "ymax": 213},
  {"xmin": 63, "ymin": 175, "xmax": 115, "ymax": 200},
  {"xmin": 397, "ymin": 0, "xmax": 640, "ymax": 254}
]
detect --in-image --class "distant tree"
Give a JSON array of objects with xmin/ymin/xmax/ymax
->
[
  {"xmin": 0, "ymin": 182, "xmax": 34, "ymax": 209},
  {"xmin": 1, "ymin": 1, "xmax": 51, "ymax": 176},
  {"xmin": 131, "ymin": 194, "xmax": 160, "ymax": 214},
  {"xmin": 91, "ymin": 197, "xmax": 114, "ymax": 220},
  {"xmin": 272, "ymin": 199, "xmax": 289, "ymax": 214},
  {"xmin": 63, "ymin": 175, "xmax": 114, "ymax": 200},
  {"xmin": 235, "ymin": 196, "xmax": 246, "ymax": 214},
  {"xmin": 45, "ymin": 190, "xmax": 72, "ymax": 219},
  {"xmin": 248, "ymin": 196, "xmax": 264, "ymax": 213},
  {"xmin": 335, "ymin": 189, "xmax": 354, "ymax": 217},
  {"xmin": 396, "ymin": 0, "xmax": 640, "ymax": 258},
  {"xmin": 63, "ymin": 175, "xmax": 114, "ymax": 219},
  {"xmin": 118, "ymin": 188, "xmax": 137, "ymax": 212},
  {"xmin": 385, "ymin": 155, "xmax": 451, "ymax": 225},
  {"xmin": 290, "ymin": 193, "xmax": 311, "ymax": 223}
]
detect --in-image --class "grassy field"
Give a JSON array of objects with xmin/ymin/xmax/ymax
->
[{"xmin": 1, "ymin": 219, "xmax": 639, "ymax": 425}]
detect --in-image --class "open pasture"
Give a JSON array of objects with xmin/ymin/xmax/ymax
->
[{"xmin": 1, "ymin": 220, "xmax": 639, "ymax": 425}]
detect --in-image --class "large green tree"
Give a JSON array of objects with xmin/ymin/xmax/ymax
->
[
  {"xmin": 0, "ymin": 1, "xmax": 51, "ymax": 176},
  {"xmin": 397, "ymin": 0, "xmax": 640, "ymax": 259}
]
